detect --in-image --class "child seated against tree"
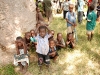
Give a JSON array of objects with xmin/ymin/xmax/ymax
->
[
  {"xmin": 35, "ymin": 25, "xmax": 52, "ymax": 71},
  {"xmin": 24, "ymin": 32, "xmax": 31, "ymax": 51},
  {"xmin": 66, "ymin": 33, "xmax": 75, "ymax": 49},
  {"xmin": 14, "ymin": 36, "xmax": 29, "ymax": 73},
  {"xmin": 30, "ymin": 29, "xmax": 37, "ymax": 49},
  {"xmin": 56, "ymin": 33, "xmax": 65, "ymax": 50},
  {"xmin": 36, "ymin": 7, "xmax": 48, "ymax": 26},
  {"xmin": 49, "ymin": 39, "xmax": 59, "ymax": 62},
  {"xmin": 48, "ymin": 30, "xmax": 55, "ymax": 40}
]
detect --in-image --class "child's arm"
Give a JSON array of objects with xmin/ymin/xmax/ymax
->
[
  {"xmin": 66, "ymin": 19, "xmax": 75, "ymax": 26},
  {"xmin": 15, "ymin": 41, "xmax": 20, "ymax": 55},
  {"xmin": 66, "ymin": 41, "xmax": 70, "ymax": 46},
  {"xmin": 35, "ymin": 25, "xmax": 40, "ymax": 36},
  {"xmin": 70, "ymin": 39, "xmax": 75, "ymax": 48},
  {"xmin": 22, "ymin": 41, "xmax": 27, "ymax": 55}
]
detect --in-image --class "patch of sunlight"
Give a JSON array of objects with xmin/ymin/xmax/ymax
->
[
  {"xmin": 87, "ymin": 60, "xmax": 95, "ymax": 69},
  {"xmin": 14, "ymin": 17, "xmax": 20, "ymax": 24},
  {"xmin": 64, "ymin": 65, "xmax": 76, "ymax": 74},
  {"xmin": 7, "ymin": 44, "xmax": 15, "ymax": 49}
]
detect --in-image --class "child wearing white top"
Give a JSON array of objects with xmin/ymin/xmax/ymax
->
[{"xmin": 35, "ymin": 25, "xmax": 52, "ymax": 71}]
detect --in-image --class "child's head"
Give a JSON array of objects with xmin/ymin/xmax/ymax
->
[
  {"xmin": 36, "ymin": 7, "xmax": 40, "ymax": 12},
  {"xmin": 67, "ymin": 33, "xmax": 73, "ymax": 40},
  {"xmin": 39, "ymin": 26, "xmax": 47, "ymax": 38},
  {"xmin": 30, "ymin": 29, "xmax": 35, "ymax": 37},
  {"xmin": 57, "ymin": 33, "xmax": 62, "ymax": 41},
  {"xmin": 49, "ymin": 39, "xmax": 56, "ymax": 48},
  {"xmin": 25, "ymin": 32, "xmax": 31, "ymax": 40},
  {"xmin": 16, "ymin": 36, "xmax": 23, "ymax": 46},
  {"xmin": 69, "ymin": 4, "xmax": 74, "ymax": 12},
  {"xmin": 89, "ymin": 4, "xmax": 95, "ymax": 12}
]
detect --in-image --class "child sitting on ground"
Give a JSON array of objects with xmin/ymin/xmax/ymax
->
[
  {"xmin": 56, "ymin": 33, "xmax": 65, "ymax": 50},
  {"xmin": 24, "ymin": 32, "xmax": 31, "ymax": 51},
  {"xmin": 35, "ymin": 25, "xmax": 52, "ymax": 71},
  {"xmin": 66, "ymin": 33, "xmax": 75, "ymax": 49},
  {"xmin": 14, "ymin": 36, "xmax": 29, "ymax": 73},
  {"xmin": 49, "ymin": 39, "xmax": 59, "ymax": 62},
  {"xmin": 30, "ymin": 29, "xmax": 37, "ymax": 49}
]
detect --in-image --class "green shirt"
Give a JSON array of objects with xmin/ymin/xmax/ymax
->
[{"xmin": 86, "ymin": 11, "xmax": 97, "ymax": 31}]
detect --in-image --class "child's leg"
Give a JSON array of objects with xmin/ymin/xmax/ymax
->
[
  {"xmin": 18, "ymin": 62, "xmax": 23, "ymax": 71},
  {"xmin": 90, "ymin": 31, "xmax": 94, "ymax": 41},
  {"xmin": 87, "ymin": 31, "xmax": 91, "ymax": 41},
  {"xmin": 23, "ymin": 62, "xmax": 28, "ymax": 73},
  {"xmin": 37, "ymin": 53, "xmax": 43, "ymax": 71}
]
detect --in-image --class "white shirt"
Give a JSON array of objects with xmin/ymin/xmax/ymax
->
[
  {"xmin": 36, "ymin": 34, "xmax": 51, "ymax": 55},
  {"xmin": 62, "ymin": 1, "xmax": 71, "ymax": 11}
]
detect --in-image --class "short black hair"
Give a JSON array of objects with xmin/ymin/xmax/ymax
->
[
  {"xmin": 49, "ymin": 39, "xmax": 56, "ymax": 44},
  {"xmin": 16, "ymin": 36, "xmax": 23, "ymax": 41},
  {"xmin": 39, "ymin": 26, "xmax": 46, "ymax": 31},
  {"xmin": 57, "ymin": 33, "xmax": 62, "ymax": 37},
  {"xmin": 30, "ymin": 29, "xmax": 35, "ymax": 32},
  {"xmin": 89, "ymin": 4, "xmax": 95, "ymax": 11}
]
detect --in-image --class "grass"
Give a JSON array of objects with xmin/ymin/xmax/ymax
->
[{"xmin": 0, "ymin": 17, "xmax": 100, "ymax": 75}]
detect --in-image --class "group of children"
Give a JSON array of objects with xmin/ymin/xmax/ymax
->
[{"xmin": 14, "ymin": 21, "xmax": 75, "ymax": 73}]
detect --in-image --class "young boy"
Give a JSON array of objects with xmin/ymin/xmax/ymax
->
[
  {"xmin": 49, "ymin": 39, "xmax": 59, "ymax": 62},
  {"xmin": 56, "ymin": 33, "xmax": 65, "ymax": 50},
  {"xmin": 86, "ymin": 5, "xmax": 97, "ymax": 41},
  {"xmin": 14, "ymin": 36, "xmax": 29, "ymax": 73},
  {"xmin": 66, "ymin": 33, "xmax": 75, "ymax": 49},
  {"xmin": 66, "ymin": 4, "xmax": 77, "ymax": 34},
  {"xmin": 35, "ymin": 25, "xmax": 52, "ymax": 71},
  {"xmin": 24, "ymin": 32, "xmax": 31, "ymax": 50}
]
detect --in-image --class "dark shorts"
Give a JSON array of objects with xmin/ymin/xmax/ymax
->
[
  {"xmin": 37, "ymin": 53, "xmax": 50, "ymax": 66},
  {"xmin": 49, "ymin": 52, "xmax": 59, "ymax": 59}
]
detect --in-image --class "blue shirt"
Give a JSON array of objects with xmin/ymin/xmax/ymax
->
[
  {"xmin": 66, "ymin": 11, "xmax": 76, "ymax": 27},
  {"xmin": 78, "ymin": 0, "xmax": 85, "ymax": 11}
]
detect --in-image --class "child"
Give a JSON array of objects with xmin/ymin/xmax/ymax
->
[
  {"xmin": 66, "ymin": 33, "xmax": 75, "ymax": 49},
  {"xmin": 49, "ymin": 39, "xmax": 58, "ymax": 62},
  {"xmin": 14, "ymin": 36, "xmax": 29, "ymax": 73},
  {"xmin": 48, "ymin": 30, "xmax": 55, "ymax": 40},
  {"xmin": 24, "ymin": 32, "xmax": 31, "ymax": 50},
  {"xmin": 30, "ymin": 29, "xmax": 37, "ymax": 49},
  {"xmin": 35, "ymin": 25, "xmax": 52, "ymax": 71},
  {"xmin": 86, "ymin": 5, "xmax": 97, "ymax": 41},
  {"xmin": 66, "ymin": 4, "xmax": 77, "ymax": 34},
  {"xmin": 97, "ymin": 2, "xmax": 100, "ymax": 22},
  {"xmin": 56, "ymin": 33, "xmax": 65, "ymax": 50},
  {"xmin": 36, "ymin": 7, "xmax": 48, "ymax": 26}
]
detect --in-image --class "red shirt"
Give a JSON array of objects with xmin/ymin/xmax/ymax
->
[{"xmin": 88, "ymin": 0, "xmax": 92, "ymax": 6}]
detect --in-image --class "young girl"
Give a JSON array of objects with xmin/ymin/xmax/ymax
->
[
  {"xmin": 30, "ymin": 29, "xmax": 37, "ymax": 49},
  {"xmin": 35, "ymin": 25, "xmax": 52, "ymax": 71},
  {"xmin": 56, "ymin": 33, "xmax": 65, "ymax": 50},
  {"xmin": 49, "ymin": 39, "xmax": 58, "ymax": 62},
  {"xmin": 66, "ymin": 33, "xmax": 75, "ymax": 49},
  {"xmin": 24, "ymin": 32, "xmax": 31, "ymax": 50},
  {"xmin": 14, "ymin": 36, "xmax": 29, "ymax": 73},
  {"xmin": 36, "ymin": 7, "xmax": 48, "ymax": 26}
]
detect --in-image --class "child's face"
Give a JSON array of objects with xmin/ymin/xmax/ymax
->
[
  {"xmin": 30, "ymin": 30, "xmax": 35, "ymax": 37},
  {"xmin": 69, "ymin": 6, "xmax": 74, "ymax": 12},
  {"xmin": 49, "ymin": 41, "xmax": 55, "ymax": 48},
  {"xmin": 57, "ymin": 34, "xmax": 62, "ymax": 41},
  {"xmin": 16, "ymin": 40, "xmax": 23, "ymax": 47},
  {"xmin": 39, "ymin": 28, "xmax": 46, "ymax": 38},
  {"xmin": 37, "ymin": 8, "xmax": 40, "ymax": 12},
  {"xmin": 25, "ymin": 33, "xmax": 31, "ymax": 40},
  {"xmin": 68, "ymin": 34, "xmax": 73, "ymax": 40}
]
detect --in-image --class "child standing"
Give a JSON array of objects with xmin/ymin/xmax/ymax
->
[
  {"xmin": 86, "ymin": 5, "xmax": 97, "ymax": 41},
  {"xmin": 35, "ymin": 25, "xmax": 52, "ymax": 71},
  {"xmin": 14, "ymin": 36, "xmax": 29, "ymax": 73},
  {"xmin": 56, "ymin": 33, "xmax": 65, "ymax": 50},
  {"xmin": 66, "ymin": 33, "xmax": 75, "ymax": 49},
  {"xmin": 49, "ymin": 39, "xmax": 59, "ymax": 62}
]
